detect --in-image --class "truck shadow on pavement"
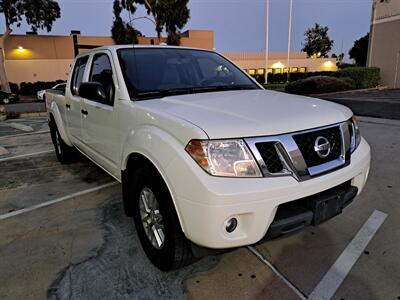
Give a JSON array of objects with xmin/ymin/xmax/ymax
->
[{"xmin": 47, "ymin": 202, "xmax": 219, "ymax": 300}]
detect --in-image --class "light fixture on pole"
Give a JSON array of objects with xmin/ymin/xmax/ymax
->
[
  {"xmin": 264, "ymin": 0, "xmax": 270, "ymax": 85},
  {"xmin": 286, "ymin": 0, "xmax": 293, "ymax": 82}
]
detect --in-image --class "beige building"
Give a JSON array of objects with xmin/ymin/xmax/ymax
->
[
  {"xmin": 222, "ymin": 52, "xmax": 337, "ymax": 76},
  {"xmin": 3, "ymin": 28, "xmax": 337, "ymax": 85},
  {"xmin": 2, "ymin": 30, "xmax": 214, "ymax": 84},
  {"xmin": 368, "ymin": 0, "xmax": 400, "ymax": 88}
]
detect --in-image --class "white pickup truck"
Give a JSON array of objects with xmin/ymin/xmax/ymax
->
[{"xmin": 46, "ymin": 45, "xmax": 371, "ymax": 271}]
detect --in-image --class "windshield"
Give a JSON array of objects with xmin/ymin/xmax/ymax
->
[{"xmin": 117, "ymin": 48, "xmax": 260, "ymax": 100}]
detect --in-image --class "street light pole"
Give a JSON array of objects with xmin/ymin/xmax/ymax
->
[
  {"xmin": 264, "ymin": 0, "xmax": 270, "ymax": 85},
  {"xmin": 286, "ymin": 0, "xmax": 293, "ymax": 82}
]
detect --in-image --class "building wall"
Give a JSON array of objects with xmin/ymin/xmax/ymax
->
[
  {"xmin": 368, "ymin": 0, "xmax": 400, "ymax": 88},
  {"xmin": 222, "ymin": 51, "xmax": 337, "ymax": 74},
  {"xmin": 3, "ymin": 30, "xmax": 214, "ymax": 84}
]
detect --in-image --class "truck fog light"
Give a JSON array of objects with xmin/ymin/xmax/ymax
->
[{"xmin": 225, "ymin": 218, "xmax": 238, "ymax": 233}]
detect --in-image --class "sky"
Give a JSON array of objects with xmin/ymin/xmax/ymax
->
[{"xmin": 1, "ymin": 0, "xmax": 373, "ymax": 59}]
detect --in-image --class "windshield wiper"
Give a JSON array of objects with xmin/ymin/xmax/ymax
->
[
  {"xmin": 191, "ymin": 85, "xmax": 258, "ymax": 92},
  {"xmin": 136, "ymin": 88, "xmax": 193, "ymax": 99},
  {"xmin": 135, "ymin": 85, "xmax": 258, "ymax": 100}
]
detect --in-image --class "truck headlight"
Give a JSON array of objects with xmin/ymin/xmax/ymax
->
[
  {"xmin": 350, "ymin": 117, "xmax": 361, "ymax": 152},
  {"xmin": 185, "ymin": 139, "xmax": 262, "ymax": 177}
]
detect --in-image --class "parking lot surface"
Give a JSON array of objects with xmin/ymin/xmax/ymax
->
[
  {"xmin": 318, "ymin": 89, "xmax": 400, "ymax": 120},
  {"xmin": 0, "ymin": 116, "xmax": 399, "ymax": 300}
]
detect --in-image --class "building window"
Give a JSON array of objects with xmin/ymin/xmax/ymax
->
[
  {"xmin": 248, "ymin": 69, "xmax": 256, "ymax": 75},
  {"xmin": 267, "ymin": 68, "xmax": 273, "ymax": 74},
  {"xmin": 299, "ymin": 67, "xmax": 307, "ymax": 73},
  {"xmin": 291, "ymin": 67, "xmax": 298, "ymax": 72},
  {"xmin": 273, "ymin": 68, "xmax": 282, "ymax": 74},
  {"xmin": 257, "ymin": 68, "xmax": 265, "ymax": 75}
]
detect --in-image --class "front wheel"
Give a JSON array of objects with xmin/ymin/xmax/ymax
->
[{"xmin": 131, "ymin": 167, "xmax": 194, "ymax": 271}]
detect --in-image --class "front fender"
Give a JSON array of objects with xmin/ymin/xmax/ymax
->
[
  {"xmin": 121, "ymin": 125, "xmax": 205, "ymax": 234},
  {"xmin": 49, "ymin": 101, "xmax": 73, "ymax": 146}
]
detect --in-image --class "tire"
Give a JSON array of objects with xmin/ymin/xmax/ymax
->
[
  {"xmin": 49, "ymin": 120, "xmax": 75, "ymax": 164},
  {"xmin": 130, "ymin": 166, "xmax": 194, "ymax": 271}
]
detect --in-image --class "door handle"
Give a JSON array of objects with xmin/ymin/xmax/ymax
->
[
  {"xmin": 81, "ymin": 109, "xmax": 88, "ymax": 115},
  {"xmin": 66, "ymin": 103, "xmax": 71, "ymax": 109}
]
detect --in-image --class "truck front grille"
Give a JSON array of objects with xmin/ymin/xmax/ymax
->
[
  {"xmin": 293, "ymin": 126, "xmax": 342, "ymax": 168},
  {"xmin": 245, "ymin": 122, "xmax": 351, "ymax": 181},
  {"xmin": 255, "ymin": 142, "xmax": 284, "ymax": 173}
]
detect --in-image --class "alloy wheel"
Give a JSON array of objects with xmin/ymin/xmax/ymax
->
[{"xmin": 139, "ymin": 187, "xmax": 165, "ymax": 249}]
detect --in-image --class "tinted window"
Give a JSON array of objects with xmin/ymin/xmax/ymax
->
[
  {"xmin": 70, "ymin": 56, "xmax": 88, "ymax": 96},
  {"xmin": 89, "ymin": 53, "xmax": 115, "ymax": 104},
  {"xmin": 117, "ymin": 48, "xmax": 259, "ymax": 100},
  {"xmin": 54, "ymin": 83, "xmax": 66, "ymax": 91}
]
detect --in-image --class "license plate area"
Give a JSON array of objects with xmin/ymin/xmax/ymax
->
[{"xmin": 307, "ymin": 193, "xmax": 344, "ymax": 225}]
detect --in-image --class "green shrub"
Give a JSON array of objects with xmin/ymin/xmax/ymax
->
[
  {"xmin": 9, "ymin": 82, "xmax": 19, "ymax": 94},
  {"xmin": 19, "ymin": 80, "xmax": 64, "ymax": 95},
  {"xmin": 263, "ymin": 83, "xmax": 287, "ymax": 90},
  {"xmin": 335, "ymin": 67, "xmax": 380, "ymax": 89},
  {"xmin": 285, "ymin": 76, "xmax": 356, "ymax": 95},
  {"xmin": 251, "ymin": 71, "xmax": 336, "ymax": 84}
]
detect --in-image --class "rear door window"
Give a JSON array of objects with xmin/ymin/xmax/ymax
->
[{"xmin": 70, "ymin": 56, "xmax": 89, "ymax": 96}]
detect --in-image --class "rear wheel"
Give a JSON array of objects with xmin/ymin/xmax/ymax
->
[
  {"xmin": 49, "ymin": 120, "xmax": 75, "ymax": 164},
  {"xmin": 131, "ymin": 166, "xmax": 194, "ymax": 271}
]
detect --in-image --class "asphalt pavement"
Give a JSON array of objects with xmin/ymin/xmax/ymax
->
[
  {"xmin": 317, "ymin": 89, "xmax": 400, "ymax": 120},
  {"xmin": 2, "ymin": 101, "xmax": 46, "ymax": 113},
  {"xmin": 0, "ymin": 116, "xmax": 399, "ymax": 299}
]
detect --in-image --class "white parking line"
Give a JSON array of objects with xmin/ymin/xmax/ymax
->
[
  {"xmin": 247, "ymin": 246, "xmax": 307, "ymax": 300},
  {"xmin": 308, "ymin": 210, "xmax": 387, "ymax": 300},
  {"xmin": 7, "ymin": 122, "xmax": 34, "ymax": 132},
  {"xmin": 0, "ymin": 182, "xmax": 118, "ymax": 221},
  {"xmin": 0, "ymin": 150, "xmax": 53, "ymax": 162}
]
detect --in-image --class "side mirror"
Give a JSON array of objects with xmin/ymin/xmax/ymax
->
[{"xmin": 78, "ymin": 82, "xmax": 107, "ymax": 103}]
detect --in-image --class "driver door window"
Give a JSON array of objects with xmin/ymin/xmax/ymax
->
[{"xmin": 89, "ymin": 53, "xmax": 115, "ymax": 105}]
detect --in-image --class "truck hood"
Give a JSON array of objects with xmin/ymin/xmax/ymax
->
[{"xmin": 137, "ymin": 90, "xmax": 353, "ymax": 139}]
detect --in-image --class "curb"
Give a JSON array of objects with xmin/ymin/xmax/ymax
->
[
  {"xmin": 358, "ymin": 116, "xmax": 400, "ymax": 127},
  {"xmin": 310, "ymin": 86, "xmax": 388, "ymax": 97}
]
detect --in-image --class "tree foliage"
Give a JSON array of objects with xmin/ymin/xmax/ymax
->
[
  {"xmin": 301, "ymin": 23, "xmax": 334, "ymax": 58},
  {"xmin": 0, "ymin": 0, "xmax": 61, "ymax": 32},
  {"xmin": 0, "ymin": 0, "xmax": 61, "ymax": 92},
  {"xmin": 111, "ymin": 0, "xmax": 140, "ymax": 44},
  {"xmin": 159, "ymin": 0, "xmax": 190, "ymax": 45},
  {"xmin": 122, "ymin": 0, "xmax": 190, "ymax": 45},
  {"xmin": 349, "ymin": 33, "xmax": 369, "ymax": 66}
]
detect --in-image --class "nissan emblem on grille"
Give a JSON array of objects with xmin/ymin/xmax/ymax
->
[{"xmin": 314, "ymin": 136, "xmax": 331, "ymax": 158}]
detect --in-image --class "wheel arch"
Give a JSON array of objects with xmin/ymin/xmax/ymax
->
[
  {"xmin": 48, "ymin": 103, "xmax": 72, "ymax": 146},
  {"xmin": 122, "ymin": 151, "xmax": 187, "ymax": 234}
]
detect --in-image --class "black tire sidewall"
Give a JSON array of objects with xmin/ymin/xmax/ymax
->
[
  {"xmin": 49, "ymin": 120, "xmax": 71, "ymax": 164},
  {"xmin": 132, "ymin": 167, "xmax": 180, "ymax": 271}
]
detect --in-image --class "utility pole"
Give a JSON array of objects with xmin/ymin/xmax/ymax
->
[
  {"xmin": 286, "ymin": 0, "xmax": 293, "ymax": 82},
  {"xmin": 264, "ymin": 0, "xmax": 270, "ymax": 85}
]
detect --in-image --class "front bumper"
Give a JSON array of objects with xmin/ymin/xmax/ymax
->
[{"xmin": 166, "ymin": 138, "xmax": 371, "ymax": 249}]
